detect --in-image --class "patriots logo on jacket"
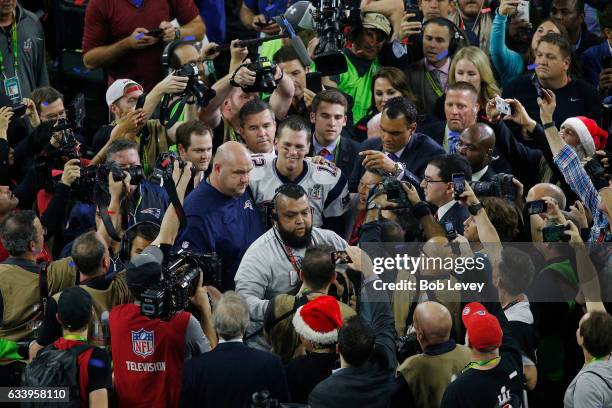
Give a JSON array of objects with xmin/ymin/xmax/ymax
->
[
  {"xmin": 140, "ymin": 208, "xmax": 161, "ymax": 219},
  {"xmin": 132, "ymin": 329, "xmax": 154, "ymax": 357},
  {"xmin": 244, "ymin": 200, "xmax": 253, "ymax": 210}
]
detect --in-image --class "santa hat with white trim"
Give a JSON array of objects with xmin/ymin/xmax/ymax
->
[{"xmin": 292, "ymin": 295, "xmax": 343, "ymax": 344}]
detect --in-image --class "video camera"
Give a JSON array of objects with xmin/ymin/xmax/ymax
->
[
  {"xmin": 151, "ymin": 151, "xmax": 191, "ymax": 186},
  {"xmin": 69, "ymin": 162, "xmax": 144, "ymax": 204},
  {"xmin": 309, "ymin": 0, "xmax": 360, "ymax": 76},
  {"xmin": 140, "ymin": 250, "xmax": 222, "ymax": 320},
  {"xmin": 234, "ymin": 57, "xmax": 279, "ymax": 94},
  {"xmin": 469, "ymin": 173, "xmax": 517, "ymax": 202},
  {"xmin": 172, "ymin": 62, "xmax": 216, "ymax": 108}
]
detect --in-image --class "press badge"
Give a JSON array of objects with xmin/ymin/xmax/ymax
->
[{"xmin": 4, "ymin": 76, "xmax": 21, "ymax": 103}]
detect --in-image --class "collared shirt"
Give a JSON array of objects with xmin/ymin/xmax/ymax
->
[
  {"xmin": 313, "ymin": 134, "xmax": 340, "ymax": 159},
  {"xmin": 436, "ymin": 200, "xmax": 457, "ymax": 221},
  {"xmin": 385, "ymin": 145, "xmax": 406, "ymax": 160},
  {"xmin": 423, "ymin": 339, "xmax": 457, "ymax": 356},
  {"xmin": 425, "ymin": 58, "xmax": 450, "ymax": 90},
  {"xmin": 472, "ymin": 166, "xmax": 489, "ymax": 181},
  {"xmin": 218, "ymin": 337, "xmax": 243, "ymax": 344},
  {"xmin": 553, "ymin": 144, "xmax": 609, "ymax": 241}
]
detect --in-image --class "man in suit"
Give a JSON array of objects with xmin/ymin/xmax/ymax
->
[
  {"xmin": 180, "ymin": 291, "xmax": 290, "ymax": 408},
  {"xmin": 457, "ymin": 123, "xmax": 497, "ymax": 182},
  {"xmin": 309, "ymin": 246, "xmax": 397, "ymax": 408},
  {"xmin": 421, "ymin": 154, "xmax": 472, "ymax": 235},
  {"xmin": 351, "ymin": 96, "xmax": 445, "ymax": 191},
  {"xmin": 309, "ymin": 89, "xmax": 360, "ymax": 179},
  {"xmin": 405, "ymin": 18, "xmax": 454, "ymax": 122}
]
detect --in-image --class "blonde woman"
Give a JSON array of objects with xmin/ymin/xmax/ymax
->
[{"xmin": 433, "ymin": 46, "xmax": 501, "ymax": 120}]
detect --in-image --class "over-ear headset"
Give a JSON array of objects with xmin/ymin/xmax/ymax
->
[
  {"xmin": 421, "ymin": 17, "xmax": 467, "ymax": 58},
  {"xmin": 270, "ymin": 184, "xmax": 314, "ymax": 222},
  {"xmin": 119, "ymin": 221, "xmax": 161, "ymax": 261},
  {"xmin": 161, "ymin": 39, "xmax": 187, "ymax": 74}
]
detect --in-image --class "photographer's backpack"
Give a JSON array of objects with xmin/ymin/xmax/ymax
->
[{"xmin": 22, "ymin": 344, "xmax": 92, "ymax": 407}]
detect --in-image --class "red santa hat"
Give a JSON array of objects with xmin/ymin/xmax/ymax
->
[
  {"xmin": 562, "ymin": 116, "xmax": 609, "ymax": 156},
  {"xmin": 292, "ymin": 295, "xmax": 343, "ymax": 344}
]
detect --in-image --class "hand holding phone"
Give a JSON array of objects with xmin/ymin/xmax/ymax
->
[
  {"xmin": 331, "ymin": 250, "xmax": 353, "ymax": 265},
  {"xmin": 135, "ymin": 93, "xmax": 146, "ymax": 110},
  {"xmin": 452, "ymin": 173, "xmax": 465, "ymax": 201},
  {"xmin": 495, "ymin": 96, "xmax": 512, "ymax": 116},
  {"xmin": 525, "ymin": 199, "xmax": 547, "ymax": 215},
  {"xmin": 306, "ymin": 72, "xmax": 323, "ymax": 93},
  {"xmin": 542, "ymin": 224, "xmax": 570, "ymax": 242}
]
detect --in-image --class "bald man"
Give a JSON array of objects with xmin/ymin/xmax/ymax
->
[
  {"xmin": 395, "ymin": 302, "xmax": 471, "ymax": 408},
  {"xmin": 458, "ymin": 123, "xmax": 497, "ymax": 182},
  {"xmin": 175, "ymin": 141, "xmax": 264, "ymax": 291},
  {"xmin": 527, "ymin": 182, "xmax": 567, "ymax": 210}
]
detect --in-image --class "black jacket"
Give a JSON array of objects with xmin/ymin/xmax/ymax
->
[{"xmin": 309, "ymin": 134, "xmax": 360, "ymax": 183}]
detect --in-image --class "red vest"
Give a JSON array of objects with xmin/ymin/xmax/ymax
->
[{"xmin": 109, "ymin": 303, "xmax": 190, "ymax": 408}]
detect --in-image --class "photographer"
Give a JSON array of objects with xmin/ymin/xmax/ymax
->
[
  {"xmin": 198, "ymin": 41, "xmax": 295, "ymax": 149},
  {"xmin": 109, "ymin": 159, "xmax": 214, "ymax": 408},
  {"xmin": 91, "ymin": 75, "xmax": 189, "ymax": 174}
]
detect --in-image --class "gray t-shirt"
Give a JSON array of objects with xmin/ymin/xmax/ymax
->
[
  {"xmin": 184, "ymin": 314, "xmax": 210, "ymax": 359},
  {"xmin": 564, "ymin": 359, "xmax": 612, "ymax": 408}
]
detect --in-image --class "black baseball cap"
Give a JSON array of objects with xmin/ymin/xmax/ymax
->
[
  {"xmin": 58, "ymin": 286, "xmax": 93, "ymax": 330},
  {"xmin": 126, "ymin": 245, "xmax": 163, "ymax": 291}
]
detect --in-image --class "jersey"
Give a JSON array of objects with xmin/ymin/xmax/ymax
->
[
  {"xmin": 249, "ymin": 155, "xmax": 351, "ymax": 227},
  {"xmin": 109, "ymin": 303, "xmax": 190, "ymax": 408}
]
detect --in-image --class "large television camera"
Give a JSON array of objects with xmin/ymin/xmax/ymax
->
[
  {"xmin": 309, "ymin": 0, "xmax": 360, "ymax": 76},
  {"xmin": 140, "ymin": 250, "xmax": 222, "ymax": 320}
]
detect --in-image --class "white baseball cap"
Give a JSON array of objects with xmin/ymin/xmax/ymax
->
[{"xmin": 105, "ymin": 79, "xmax": 143, "ymax": 106}]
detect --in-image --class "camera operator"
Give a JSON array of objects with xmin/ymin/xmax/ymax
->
[
  {"xmin": 91, "ymin": 75, "xmax": 189, "ymax": 174},
  {"xmin": 0, "ymin": 210, "xmax": 78, "ymax": 342},
  {"xmin": 273, "ymin": 45, "xmax": 314, "ymax": 120},
  {"xmin": 29, "ymin": 230, "xmax": 130, "ymax": 358},
  {"xmin": 109, "ymin": 159, "xmax": 214, "ymax": 408},
  {"xmin": 198, "ymin": 41, "xmax": 295, "ymax": 150}
]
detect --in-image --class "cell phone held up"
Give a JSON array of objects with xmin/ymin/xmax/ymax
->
[
  {"xmin": 525, "ymin": 199, "xmax": 547, "ymax": 215},
  {"xmin": 542, "ymin": 224, "xmax": 570, "ymax": 242},
  {"xmin": 452, "ymin": 173, "xmax": 465, "ymax": 201},
  {"xmin": 306, "ymin": 72, "xmax": 323, "ymax": 94},
  {"xmin": 331, "ymin": 250, "xmax": 353, "ymax": 265},
  {"xmin": 10, "ymin": 103, "xmax": 26, "ymax": 118},
  {"xmin": 136, "ymin": 93, "xmax": 146, "ymax": 110}
]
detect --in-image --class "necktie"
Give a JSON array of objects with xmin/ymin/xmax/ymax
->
[
  {"xmin": 319, "ymin": 148, "xmax": 333, "ymax": 161},
  {"xmin": 388, "ymin": 152, "xmax": 400, "ymax": 162},
  {"xmin": 447, "ymin": 131, "xmax": 461, "ymax": 154}
]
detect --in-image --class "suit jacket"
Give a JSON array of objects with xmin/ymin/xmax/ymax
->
[
  {"xmin": 180, "ymin": 341, "xmax": 290, "ymax": 408},
  {"xmin": 405, "ymin": 59, "xmax": 441, "ymax": 123},
  {"xmin": 472, "ymin": 165, "xmax": 497, "ymax": 182},
  {"xmin": 581, "ymin": 40, "xmax": 612, "ymax": 88},
  {"xmin": 349, "ymin": 133, "xmax": 445, "ymax": 192},
  {"xmin": 439, "ymin": 202, "xmax": 470, "ymax": 236},
  {"xmin": 309, "ymin": 280, "xmax": 397, "ymax": 408},
  {"xmin": 418, "ymin": 121, "xmax": 446, "ymax": 147},
  {"xmin": 309, "ymin": 134, "xmax": 360, "ymax": 182}
]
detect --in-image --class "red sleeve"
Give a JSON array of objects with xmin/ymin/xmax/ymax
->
[
  {"xmin": 171, "ymin": 0, "xmax": 200, "ymax": 25},
  {"xmin": 82, "ymin": 0, "xmax": 112, "ymax": 53}
]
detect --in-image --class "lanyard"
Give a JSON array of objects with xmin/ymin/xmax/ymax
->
[
  {"xmin": 463, "ymin": 356, "xmax": 500, "ymax": 372},
  {"xmin": 425, "ymin": 69, "xmax": 444, "ymax": 97},
  {"xmin": 0, "ymin": 16, "xmax": 18, "ymax": 77},
  {"xmin": 64, "ymin": 334, "xmax": 87, "ymax": 342},
  {"xmin": 273, "ymin": 226, "xmax": 302, "ymax": 276}
]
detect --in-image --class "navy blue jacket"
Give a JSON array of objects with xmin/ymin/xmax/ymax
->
[
  {"xmin": 174, "ymin": 181, "xmax": 263, "ymax": 291},
  {"xmin": 581, "ymin": 40, "xmax": 612, "ymax": 88},
  {"xmin": 180, "ymin": 341, "xmax": 290, "ymax": 408},
  {"xmin": 350, "ymin": 133, "xmax": 445, "ymax": 192}
]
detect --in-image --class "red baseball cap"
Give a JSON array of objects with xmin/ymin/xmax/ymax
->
[{"xmin": 462, "ymin": 302, "xmax": 502, "ymax": 351}]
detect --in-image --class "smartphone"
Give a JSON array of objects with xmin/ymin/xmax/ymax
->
[
  {"xmin": 444, "ymin": 221, "xmax": 458, "ymax": 241},
  {"xmin": 136, "ymin": 93, "xmax": 146, "ymax": 110},
  {"xmin": 603, "ymin": 56, "xmax": 612, "ymax": 70},
  {"xmin": 254, "ymin": 20, "xmax": 272, "ymax": 28},
  {"xmin": 69, "ymin": 93, "xmax": 86, "ymax": 129},
  {"xmin": 452, "ymin": 173, "xmax": 465, "ymax": 201},
  {"xmin": 495, "ymin": 96, "xmax": 512, "ymax": 116},
  {"xmin": 525, "ymin": 199, "xmax": 547, "ymax": 215},
  {"xmin": 331, "ymin": 250, "xmax": 353, "ymax": 265},
  {"xmin": 10, "ymin": 103, "xmax": 26, "ymax": 117},
  {"xmin": 405, "ymin": 5, "xmax": 422, "ymax": 22},
  {"xmin": 532, "ymin": 73, "xmax": 543, "ymax": 98},
  {"xmin": 306, "ymin": 72, "xmax": 323, "ymax": 94},
  {"xmin": 516, "ymin": 0, "xmax": 530, "ymax": 22},
  {"xmin": 542, "ymin": 224, "xmax": 570, "ymax": 242},
  {"xmin": 146, "ymin": 28, "xmax": 164, "ymax": 38}
]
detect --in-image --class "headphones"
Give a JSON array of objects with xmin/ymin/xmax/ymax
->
[
  {"xmin": 161, "ymin": 39, "xmax": 187, "ymax": 74},
  {"xmin": 421, "ymin": 17, "xmax": 467, "ymax": 58},
  {"xmin": 270, "ymin": 184, "xmax": 314, "ymax": 222},
  {"xmin": 119, "ymin": 221, "xmax": 161, "ymax": 261}
]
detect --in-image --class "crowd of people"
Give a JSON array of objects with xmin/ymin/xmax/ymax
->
[{"xmin": 0, "ymin": 0, "xmax": 611, "ymax": 407}]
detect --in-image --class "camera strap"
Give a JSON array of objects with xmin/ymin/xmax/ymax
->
[
  {"xmin": 160, "ymin": 94, "xmax": 188, "ymax": 129},
  {"xmin": 244, "ymin": 294, "xmax": 310, "ymax": 342},
  {"xmin": 160, "ymin": 172, "xmax": 186, "ymax": 231},
  {"xmin": 38, "ymin": 262, "xmax": 49, "ymax": 320}
]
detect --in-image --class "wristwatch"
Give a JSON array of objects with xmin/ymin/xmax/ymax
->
[
  {"xmin": 468, "ymin": 202, "xmax": 484, "ymax": 216},
  {"xmin": 390, "ymin": 161, "xmax": 405, "ymax": 177},
  {"xmin": 366, "ymin": 201, "xmax": 381, "ymax": 211},
  {"xmin": 543, "ymin": 121, "xmax": 556, "ymax": 130}
]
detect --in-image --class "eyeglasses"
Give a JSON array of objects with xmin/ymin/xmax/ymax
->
[{"xmin": 422, "ymin": 177, "xmax": 446, "ymax": 185}]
